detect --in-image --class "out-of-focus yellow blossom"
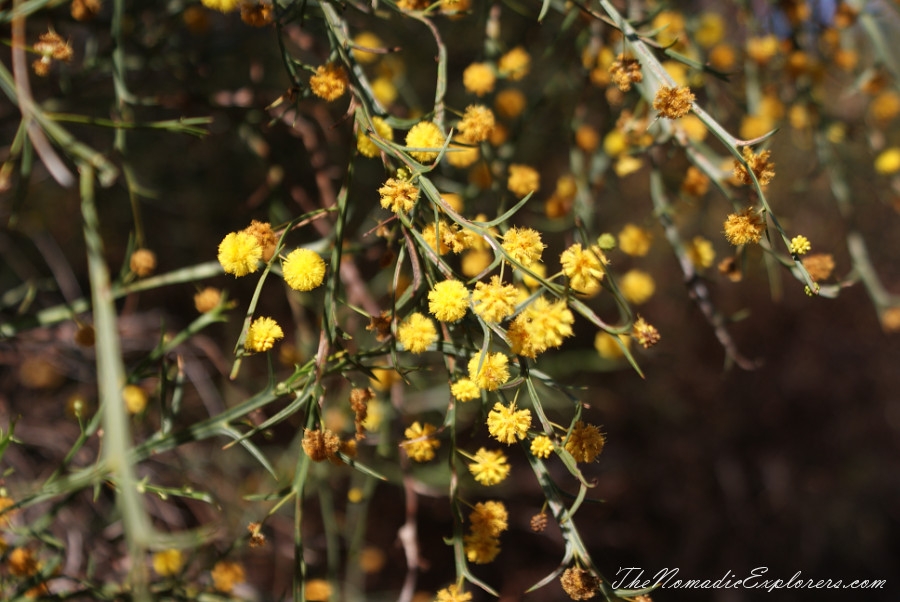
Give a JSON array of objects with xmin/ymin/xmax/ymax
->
[
  {"xmin": 603, "ymin": 130, "xmax": 627, "ymax": 157},
  {"xmin": 9, "ymin": 547, "xmax": 40, "ymax": 576},
  {"xmin": 211, "ymin": 561, "xmax": 245, "ymax": 593},
  {"xmin": 461, "ymin": 248, "xmax": 493, "ymax": 277},
  {"xmin": 521, "ymin": 261, "xmax": 546, "ymax": 289},
  {"xmin": 494, "ymin": 88, "xmax": 526, "ymax": 119},
  {"xmin": 789, "ymin": 104, "xmax": 813, "ymax": 130},
  {"xmin": 681, "ymin": 166, "xmax": 710, "ymax": 197},
  {"xmin": 358, "ymin": 546, "xmax": 386, "ymax": 573},
  {"xmin": 445, "ymin": 141, "xmax": 480, "ymax": 168},
  {"xmin": 402, "ymin": 421, "xmax": 440, "ymax": 462},
  {"xmin": 305, "ymin": 579, "xmax": 332, "ymax": 601},
  {"xmin": 240, "ymin": 3, "xmax": 274, "ymax": 27},
  {"xmin": 619, "ymin": 269, "xmax": 656, "ymax": 305},
  {"xmin": 457, "ymin": 105, "xmax": 495, "ymax": 142},
  {"xmin": 507, "ymin": 164, "xmax": 539, "ymax": 196},
  {"xmin": 489, "ymin": 122, "xmax": 509, "ymax": 146},
  {"xmin": 497, "ymin": 46, "xmax": 530, "ymax": 80},
  {"xmin": 686, "ymin": 236, "xmax": 716, "ymax": 269},
  {"xmin": 357, "ymin": 116, "xmax": 393, "ymax": 158},
  {"xmin": 708, "ymin": 43, "xmax": 737, "ymax": 70},
  {"xmin": 129, "ymin": 248, "xmax": 156, "ymax": 277},
  {"xmin": 470, "ymin": 500, "xmax": 508, "ymax": 536},
  {"xmin": 440, "ymin": 192, "xmax": 464, "ymax": 213},
  {"xmin": 746, "ymin": 35, "xmax": 779, "ymax": 64},
  {"xmin": 351, "ymin": 32, "xmax": 382, "ymax": 64},
  {"xmin": 463, "ymin": 531, "xmax": 500, "ymax": 564},
  {"xmin": 652, "ymin": 10, "xmax": 685, "ymax": 47},
  {"xmin": 594, "ymin": 331, "xmax": 630, "ymax": 359},
  {"xmin": 575, "ymin": 124, "xmax": 600, "ymax": 152},
  {"xmin": 468, "ymin": 448, "xmax": 510, "ymax": 485},
  {"xmin": 615, "ymin": 155, "xmax": 644, "ymax": 177},
  {"xmin": 152, "ymin": 549, "xmax": 184, "ymax": 577},
  {"xmin": 869, "ymin": 90, "xmax": 900, "ymax": 123},
  {"xmin": 463, "ymin": 62, "xmax": 495, "ymax": 96},
  {"xmin": 740, "ymin": 114, "xmax": 775, "ymax": 140},
  {"xmin": 695, "ymin": 12, "xmax": 725, "ymax": 48},
  {"xmin": 802, "ymin": 253, "xmax": 835, "ymax": 282},
  {"xmin": 371, "ymin": 76, "xmax": 398, "ymax": 105},
  {"xmin": 0, "ymin": 496, "xmax": 17, "ymax": 527},
  {"xmin": 123, "ymin": 384, "xmax": 148, "ymax": 414},
  {"xmin": 678, "ymin": 114, "xmax": 707, "ymax": 142},
  {"xmin": 875, "ymin": 147, "xmax": 900, "ymax": 175},
  {"xmin": 369, "ymin": 368, "xmax": 400, "ymax": 392},
  {"xmin": 617, "ymin": 223, "xmax": 652, "ymax": 257},
  {"xmin": 201, "ymin": 0, "xmax": 239, "ymax": 12},
  {"xmin": 662, "ymin": 60, "xmax": 689, "ymax": 86},
  {"xmin": 451, "ymin": 378, "xmax": 481, "ymax": 401}
]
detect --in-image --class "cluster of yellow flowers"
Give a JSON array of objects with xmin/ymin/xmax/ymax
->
[
  {"xmin": 463, "ymin": 500, "xmax": 508, "ymax": 564},
  {"xmin": 216, "ymin": 221, "xmax": 326, "ymax": 353}
]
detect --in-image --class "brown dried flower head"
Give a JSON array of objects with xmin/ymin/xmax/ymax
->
[
  {"xmin": 247, "ymin": 522, "xmax": 266, "ymax": 547},
  {"xmin": 130, "ymin": 249, "xmax": 157, "ymax": 277},
  {"xmin": 653, "ymin": 85, "xmax": 694, "ymax": 119},
  {"xmin": 241, "ymin": 2, "xmax": 273, "ymax": 27},
  {"xmin": 560, "ymin": 566, "xmax": 600, "ymax": 600},
  {"xmin": 609, "ymin": 54, "xmax": 643, "ymax": 92},
  {"xmin": 71, "ymin": 0, "xmax": 101, "ymax": 21},
  {"xmin": 881, "ymin": 307, "xmax": 900, "ymax": 333},
  {"xmin": 301, "ymin": 428, "xmax": 341, "ymax": 462},
  {"xmin": 366, "ymin": 311, "xmax": 393, "ymax": 341},
  {"xmin": 243, "ymin": 220, "xmax": 278, "ymax": 261},
  {"xmin": 801, "ymin": 253, "xmax": 835, "ymax": 282},
  {"xmin": 681, "ymin": 165, "xmax": 710, "ymax": 196},
  {"xmin": 633, "ymin": 316, "xmax": 661, "ymax": 349},
  {"xmin": 35, "ymin": 32, "xmax": 73, "ymax": 61},
  {"xmin": 733, "ymin": 146, "xmax": 775, "ymax": 186},
  {"xmin": 718, "ymin": 256, "xmax": 743, "ymax": 282},
  {"xmin": 74, "ymin": 324, "xmax": 96, "ymax": 347},
  {"xmin": 530, "ymin": 512, "xmax": 548, "ymax": 532},
  {"xmin": 194, "ymin": 287, "xmax": 222, "ymax": 313},
  {"xmin": 350, "ymin": 387, "xmax": 374, "ymax": 440}
]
